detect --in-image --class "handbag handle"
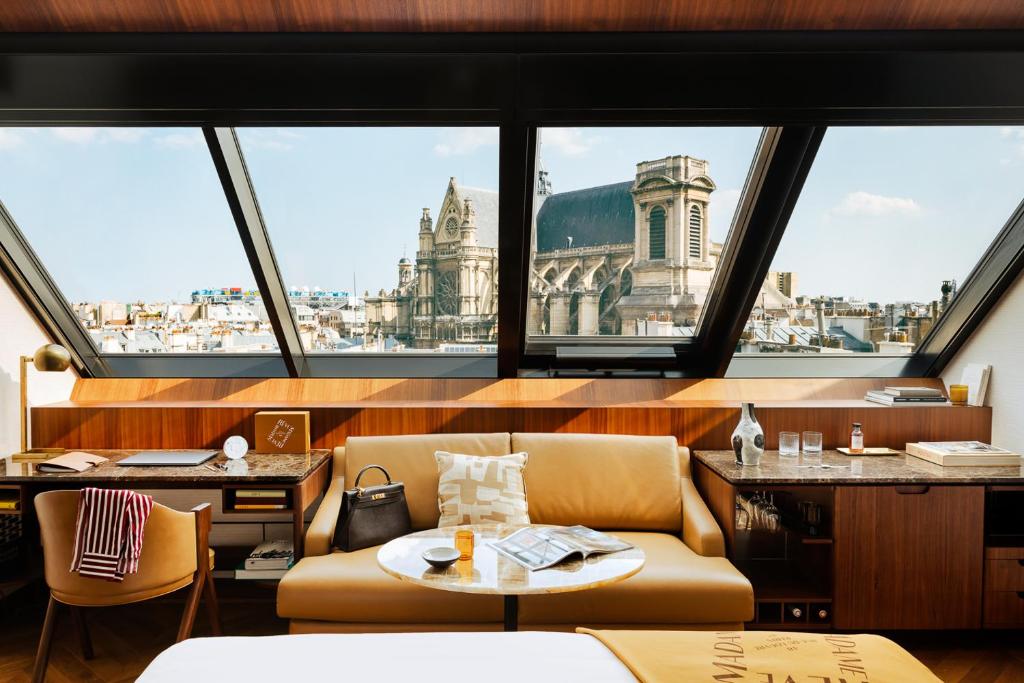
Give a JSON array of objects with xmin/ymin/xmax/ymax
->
[{"xmin": 353, "ymin": 464, "xmax": 393, "ymax": 490}]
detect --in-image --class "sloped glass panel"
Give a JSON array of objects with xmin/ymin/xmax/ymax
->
[
  {"xmin": 732, "ymin": 126, "xmax": 1024, "ymax": 358},
  {"xmin": 526, "ymin": 126, "xmax": 763, "ymax": 345},
  {"xmin": 237, "ymin": 127, "xmax": 500, "ymax": 354},
  {"xmin": 0, "ymin": 127, "xmax": 276, "ymax": 354}
]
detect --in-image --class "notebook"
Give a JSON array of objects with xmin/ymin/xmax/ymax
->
[{"xmin": 36, "ymin": 451, "xmax": 108, "ymax": 473}]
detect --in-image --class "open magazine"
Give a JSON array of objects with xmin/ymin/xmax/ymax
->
[{"xmin": 491, "ymin": 525, "xmax": 633, "ymax": 571}]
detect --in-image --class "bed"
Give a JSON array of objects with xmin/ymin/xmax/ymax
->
[{"xmin": 137, "ymin": 629, "xmax": 941, "ymax": 683}]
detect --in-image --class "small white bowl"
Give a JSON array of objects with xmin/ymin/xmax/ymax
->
[{"xmin": 422, "ymin": 546, "xmax": 460, "ymax": 569}]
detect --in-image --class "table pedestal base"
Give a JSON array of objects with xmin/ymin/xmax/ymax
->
[{"xmin": 503, "ymin": 595, "xmax": 518, "ymax": 632}]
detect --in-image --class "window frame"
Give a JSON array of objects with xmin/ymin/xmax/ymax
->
[{"xmin": 1, "ymin": 32, "xmax": 1023, "ymax": 378}]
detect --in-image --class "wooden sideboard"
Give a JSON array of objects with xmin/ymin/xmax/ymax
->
[{"xmin": 693, "ymin": 450, "xmax": 1024, "ymax": 630}]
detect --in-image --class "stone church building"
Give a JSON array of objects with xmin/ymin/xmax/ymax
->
[{"xmin": 367, "ymin": 153, "xmax": 790, "ymax": 349}]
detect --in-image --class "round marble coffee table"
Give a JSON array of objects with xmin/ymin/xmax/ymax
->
[{"xmin": 376, "ymin": 524, "xmax": 645, "ymax": 631}]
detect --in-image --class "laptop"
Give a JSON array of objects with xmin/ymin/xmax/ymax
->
[{"xmin": 117, "ymin": 450, "xmax": 218, "ymax": 467}]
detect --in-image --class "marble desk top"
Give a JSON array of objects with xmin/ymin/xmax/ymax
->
[
  {"xmin": 693, "ymin": 450, "xmax": 1024, "ymax": 485},
  {"xmin": 377, "ymin": 525, "xmax": 645, "ymax": 596},
  {"xmin": 0, "ymin": 449, "xmax": 331, "ymax": 484}
]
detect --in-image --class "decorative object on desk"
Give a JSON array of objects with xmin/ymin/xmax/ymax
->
[
  {"xmin": 731, "ymin": 402, "xmax": 764, "ymax": 467},
  {"xmin": 422, "ymin": 546, "xmax": 461, "ymax": 569},
  {"xmin": 959, "ymin": 363, "xmax": 991, "ymax": 407},
  {"xmin": 35, "ymin": 451, "xmax": 107, "ymax": 473},
  {"xmin": 223, "ymin": 435, "xmax": 249, "ymax": 460},
  {"xmin": 254, "ymin": 411, "xmax": 310, "ymax": 454},
  {"xmin": 12, "ymin": 343, "xmax": 72, "ymax": 462},
  {"xmin": 905, "ymin": 441, "xmax": 1021, "ymax": 467},
  {"xmin": 332, "ymin": 464, "xmax": 411, "ymax": 552},
  {"xmin": 802, "ymin": 431, "xmax": 823, "ymax": 460},
  {"xmin": 454, "ymin": 528, "xmax": 474, "ymax": 560},
  {"xmin": 836, "ymin": 447, "xmax": 900, "ymax": 456},
  {"xmin": 849, "ymin": 422, "xmax": 864, "ymax": 454},
  {"xmin": 225, "ymin": 458, "xmax": 249, "ymax": 476},
  {"xmin": 948, "ymin": 383, "xmax": 969, "ymax": 407},
  {"xmin": 865, "ymin": 388, "xmax": 949, "ymax": 406},
  {"xmin": 779, "ymin": 431, "xmax": 800, "ymax": 458},
  {"xmin": 435, "ymin": 451, "xmax": 530, "ymax": 526}
]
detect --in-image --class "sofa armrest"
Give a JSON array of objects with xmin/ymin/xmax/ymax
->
[
  {"xmin": 681, "ymin": 478, "xmax": 726, "ymax": 558},
  {"xmin": 304, "ymin": 475, "xmax": 345, "ymax": 557}
]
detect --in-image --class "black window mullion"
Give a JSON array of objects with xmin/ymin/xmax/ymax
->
[
  {"xmin": 689, "ymin": 126, "xmax": 826, "ymax": 377},
  {"xmin": 203, "ymin": 126, "xmax": 307, "ymax": 378}
]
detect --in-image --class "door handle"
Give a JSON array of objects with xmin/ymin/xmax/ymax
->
[{"xmin": 894, "ymin": 485, "xmax": 929, "ymax": 495}]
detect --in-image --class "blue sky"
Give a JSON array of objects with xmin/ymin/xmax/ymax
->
[{"xmin": 0, "ymin": 125, "xmax": 1021, "ymax": 305}]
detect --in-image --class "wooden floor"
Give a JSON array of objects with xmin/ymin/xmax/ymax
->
[{"xmin": 1, "ymin": 582, "xmax": 1022, "ymax": 682}]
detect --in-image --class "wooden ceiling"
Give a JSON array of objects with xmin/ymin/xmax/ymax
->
[{"xmin": 0, "ymin": 0, "xmax": 1023, "ymax": 33}]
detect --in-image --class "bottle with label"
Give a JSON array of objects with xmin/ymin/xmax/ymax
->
[{"xmin": 850, "ymin": 422, "xmax": 864, "ymax": 454}]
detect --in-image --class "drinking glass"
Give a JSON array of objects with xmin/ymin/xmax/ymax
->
[
  {"xmin": 802, "ymin": 431, "xmax": 823, "ymax": 461},
  {"xmin": 779, "ymin": 432, "xmax": 800, "ymax": 458}
]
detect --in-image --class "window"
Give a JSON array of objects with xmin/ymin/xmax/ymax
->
[
  {"xmin": 236, "ymin": 127, "xmax": 499, "ymax": 354},
  {"xmin": 648, "ymin": 207, "xmax": 666, "ymax": 259},
  {"xmin": 688, "ymin": 204, "xmax": 703, "ymax": 259},
  {"xmin": 731, "ymin": 126, "xmax": 1024, "ymax": 360},
  {"xmin": 0, "ymin": 127, "xmax": 273, "ymax": 354},
  {"xmin": 527, "ymin": 126, "xmax": 763, "ymax": 345}
]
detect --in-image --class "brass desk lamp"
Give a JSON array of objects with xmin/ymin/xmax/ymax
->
[{"xmin": 15, "ymin": 343, "xmax": 71, "ymax": 460}]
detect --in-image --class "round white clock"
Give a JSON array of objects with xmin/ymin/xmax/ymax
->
[{"xmin": 223, "ymin": 435, "xmax": 249, "ymax": 460}]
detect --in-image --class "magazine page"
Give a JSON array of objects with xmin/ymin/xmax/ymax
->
[
  {"xmin": 550, "ymin": 526, "xmax": 633, "ymax": 554},
  {"xmin": 491, "ymin": 527, "xmax": 581, "ymax": 571}
]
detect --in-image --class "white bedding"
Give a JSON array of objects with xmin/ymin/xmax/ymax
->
[{"xmin": 137, "ymin": 631, "xmax": 638, "ymax": 683}]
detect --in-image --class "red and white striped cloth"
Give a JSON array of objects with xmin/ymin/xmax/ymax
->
[{"xmin": 69, "ymin": 488, "xmax": 154, "ymax": 582}]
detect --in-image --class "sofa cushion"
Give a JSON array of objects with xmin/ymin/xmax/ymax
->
[
  {"xmin": 519, "ymin": 532, "xmax": 753, "ymax": 625},
  {"xmin": 512, "ymin": 433, "xmax": 682, "ymax": 532},
  {"xmin": 277, "ymin": 548, "xmax": 503, "ymax": 624},
  {"xmin": 345, "ymin": 433, "xmax": 511, "ymax": 530},
  {"xmin": 435, "ymin": 451, "xmax": 530, "ymax": 526}
]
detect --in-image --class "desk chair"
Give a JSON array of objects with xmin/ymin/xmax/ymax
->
[{"xmin": 32, "ymin": 490, "xmax": 221, "ymax": 682}]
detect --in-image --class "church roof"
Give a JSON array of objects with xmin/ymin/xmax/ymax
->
[
  {"xmin": 458, "ymin": 186, "xmax": 500, "ymax": 249},
  {"xmin": 535, "ymin": 181, "xmax": 635, "ymax": 252}
]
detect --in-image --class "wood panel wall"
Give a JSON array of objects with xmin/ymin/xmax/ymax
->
[
  {"xmin": 3, "ymin": 0, "xmax": 1023, "ymax": 32},
  {"xmin": 33, "ymin": 378, "xmax": 990, "ymax": 451}
]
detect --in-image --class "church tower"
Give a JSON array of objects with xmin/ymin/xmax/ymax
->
[{"xmin": 616, "ymin": 155, "xmax": 716, "ymax": 331}]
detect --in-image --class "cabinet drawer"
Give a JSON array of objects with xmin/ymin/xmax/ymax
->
[
  {"xmin": 984, "ymin": 590, "xmax": 1024, "ymax": 627},
  {"xmin": 987, "ymin": 559, "xmax": 1024, "ymax": 591}
]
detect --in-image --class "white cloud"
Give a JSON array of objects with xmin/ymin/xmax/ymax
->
[
  {"xmin": 51, "ymin": 128, "xmax": 100, "ymax": 144},
  {"xmin": 829, "ymin": 191, "xmax": 922, "ymax": 218},
  {"xmin": 1001, "ymin": 126, "xmax": 1024, "ymax": 157},
  {"xmin": 433, "ymin": 128, "xmax": 499, "ymax": 157},
  {"xmin": 540, "ymin": 128, "xmax": 599, "ymax": 157},
  {"xmin": 50, "ymin": 127, "xmax": 147, "ymax": 145},
  {"xmin": 240, "ymin": 129, "xmax": 304, "ymax": 151},
  {"xmin": 0, "ymin": 129, "xmax": 23, "ymax": 150},
  {"xmin": 154, "ymin": 131, "xmax": 204, "ymax": 149}
]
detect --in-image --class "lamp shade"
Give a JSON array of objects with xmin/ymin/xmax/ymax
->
[{"xmin": 32, "ymin": 344, "xmax": 71, "ymax": 372}]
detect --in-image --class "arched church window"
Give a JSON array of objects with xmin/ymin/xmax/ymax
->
[
  {"xmin": 688, "ymin": 204, "xmax": 702, "ymax": 259},
  {"xmin": 649, "ymin": 207, "xmax": 666, "ymax": 260}
]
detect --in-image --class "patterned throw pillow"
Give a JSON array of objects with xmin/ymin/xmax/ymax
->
[{"xmin": 434, "ymin": 451, "xmax": 530, "ymax": 527}]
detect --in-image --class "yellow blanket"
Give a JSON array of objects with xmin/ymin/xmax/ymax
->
[{"xmin": 578, "ymin": 629, "xmax": 941, "ymax": 683}]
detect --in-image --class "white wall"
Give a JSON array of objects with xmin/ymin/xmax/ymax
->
[
  {"xmin": 0, "ymin": 272, "xmax": 77, "ymax": 455},
  {"xmin": 942, "ymin": 270, "xmax": 1024, "ymax": 450}
]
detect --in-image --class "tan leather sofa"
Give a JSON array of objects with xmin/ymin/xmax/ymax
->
[{"xmin": 278, "ymin": 433, "xmax": 753, "ymax": 633}]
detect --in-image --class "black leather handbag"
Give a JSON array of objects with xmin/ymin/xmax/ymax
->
[{"xmin": 332, "ymin": 464, "xmax": 412, "ymax": 552}]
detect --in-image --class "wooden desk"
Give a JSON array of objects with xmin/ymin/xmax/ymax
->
[
  {"xmin": 693, "ymin": 450, "xmax": 1024, "ymax": 631},
  {"xmin": 1, "ymin": 450, "xmax": 331, "ymax": 567}
]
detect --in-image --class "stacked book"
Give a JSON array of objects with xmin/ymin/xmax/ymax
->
[
  {"xmin": 905, "ymin": 441, "xmax": 1021, "ymax": 467},
  {"xmin": 233, "ymin": 489, "xmax": 290, "ymax": 510},
  {"xmin": 236, "ymin": 539, "xmax": 294, "ymax": 580},
  {"xmin": 865, "ymin": 386, "xmax": 949, "ymax": 406}
]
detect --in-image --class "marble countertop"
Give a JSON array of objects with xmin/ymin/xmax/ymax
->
[
  {"xmin": 1, "ymin": 449, "xmax": 331, "ymax": 484},
  {"xmin": 693, "ymin": 449, "xmax": 1024, "ymax": 485}
]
